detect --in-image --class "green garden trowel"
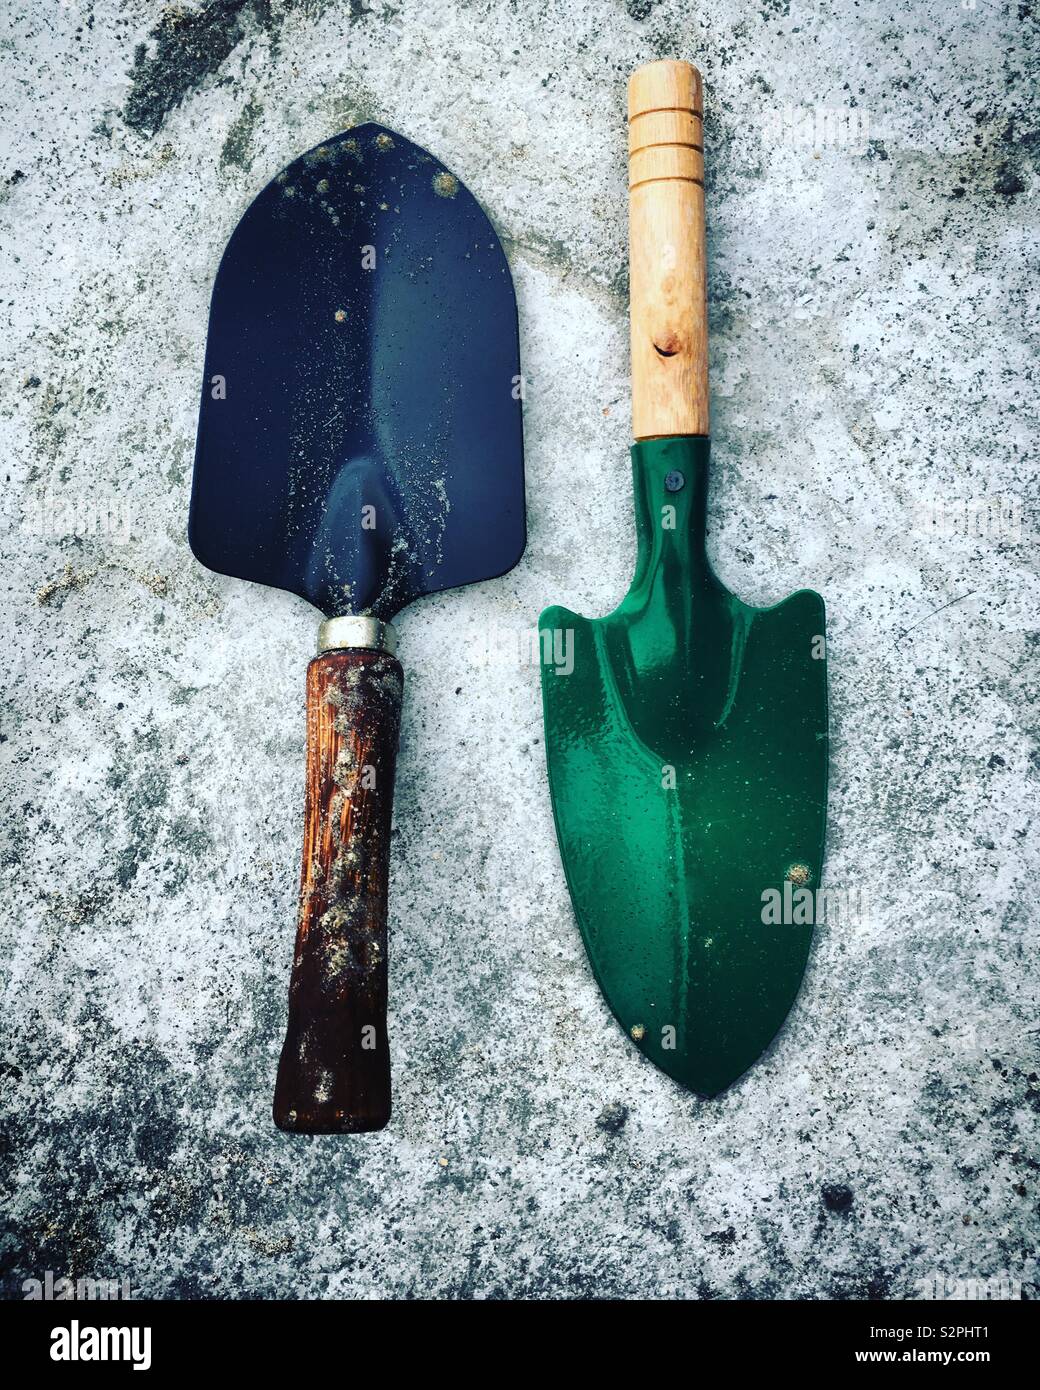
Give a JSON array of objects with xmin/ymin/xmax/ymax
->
[{"xmin": 539, "ymin": 61, "xmax": 828, "ymax": 1097}]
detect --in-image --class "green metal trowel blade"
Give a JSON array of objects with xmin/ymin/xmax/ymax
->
[{"xmin": 539, "ymin": 437, "xmax": 828, "ymax": 1097}]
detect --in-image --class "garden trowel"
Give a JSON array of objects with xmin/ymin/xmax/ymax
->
[
  {"xmin": 540, "ymin": 62, "xmax": 827, "ymax": 1097},
  {"xmin": 190, "ymin": 125, "xmax": 525, "ymax": 1132}
]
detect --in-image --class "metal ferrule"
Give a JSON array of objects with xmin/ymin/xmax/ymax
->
[{"xmin": 317, "ymin": 616, "xmax": 398, "ymax": 656}]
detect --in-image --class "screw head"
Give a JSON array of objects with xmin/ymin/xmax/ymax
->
[{"xmin": 664, "ymin": 469, "xmax": 685, "ymax": 493}]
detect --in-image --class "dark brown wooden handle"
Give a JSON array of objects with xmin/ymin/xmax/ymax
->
[{"xmin": 273, "ymin": 647, "xmax": 403, "ymax": 1134}]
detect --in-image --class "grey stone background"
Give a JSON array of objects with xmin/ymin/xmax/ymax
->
[{"xmin": 1, "ymin": 0, "xmax": 1036, "ymax": 1300}]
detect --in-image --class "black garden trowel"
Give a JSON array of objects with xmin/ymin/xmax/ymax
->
[{"xmin": 190, "ymin": 125, "xmax": 525, "ymax": 1132}]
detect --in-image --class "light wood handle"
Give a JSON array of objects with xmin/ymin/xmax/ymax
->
[{"xmin": 628, "ymin": 60, "xmax": 709, "ymax": 439}]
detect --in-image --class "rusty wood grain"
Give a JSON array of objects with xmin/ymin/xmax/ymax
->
[{"xmin": 273, "ymin": 648, "xmax": 403, "ymax": 1133}]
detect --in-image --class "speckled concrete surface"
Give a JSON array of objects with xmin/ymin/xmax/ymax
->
[{"xmin": 1, "ymin": 0, "xmax": 1037, "ymax": 1300}]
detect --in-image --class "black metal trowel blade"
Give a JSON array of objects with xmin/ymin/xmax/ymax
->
[{"xmin": 190, "ymin": 123, "xmax": 525, "ymax": 619}]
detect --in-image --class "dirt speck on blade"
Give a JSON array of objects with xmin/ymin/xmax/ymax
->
[{"xmin": 432, "ymin": 171, "xmax": 458, "ymax": 198}]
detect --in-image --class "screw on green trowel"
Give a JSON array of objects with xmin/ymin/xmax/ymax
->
[{"xmin": 539, "ymin": 61, "xmax": 828, "ymax": 1097}]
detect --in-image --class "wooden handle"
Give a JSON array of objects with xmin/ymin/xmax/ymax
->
[
  {"xmin": 628, "ymin": 59, "xmax": 709, "ymax": 439},
  {"xmin": 273, "ymin": 647, "xmax": 403, "ymax": 1134}
]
